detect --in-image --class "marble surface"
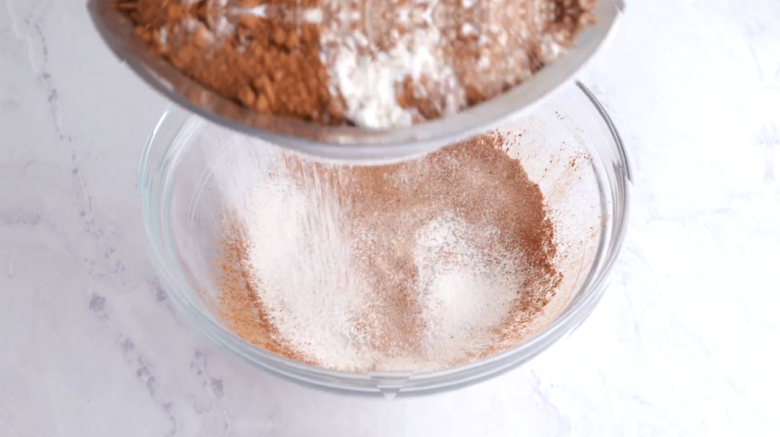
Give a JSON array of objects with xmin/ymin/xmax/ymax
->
[{"xmin": 1, "ymin": 0, "xmax": 779, "ymax": 435}]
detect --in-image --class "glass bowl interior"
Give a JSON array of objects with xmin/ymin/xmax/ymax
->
[{"xmin": 139, "ymin": 82, "xmax": 631, "ymax": 398}]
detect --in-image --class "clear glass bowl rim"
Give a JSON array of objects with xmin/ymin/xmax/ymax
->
[{"xmin": 138, "ymin": 82, "xmax": 632, "ymax": 398}]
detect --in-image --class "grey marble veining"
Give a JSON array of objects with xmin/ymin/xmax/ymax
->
[{"xmin": 1, "ymin": 0, "xmax": 779, "ymax": 435}]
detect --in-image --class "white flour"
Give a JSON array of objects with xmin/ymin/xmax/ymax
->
[{"xmin": 318, "ymin": 0, "xmax": 463, "ymax": 128}]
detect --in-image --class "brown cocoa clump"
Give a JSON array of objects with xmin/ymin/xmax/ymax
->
[{"xmin": 123, "ymin": 0, "xmax": 344, "ymax": 125}]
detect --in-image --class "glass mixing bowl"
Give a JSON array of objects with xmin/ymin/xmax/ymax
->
[{"xmin": 138, "ymin": 82, "xmax": 631, "ymax": 398}]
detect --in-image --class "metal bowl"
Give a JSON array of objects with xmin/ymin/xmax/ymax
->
[{"xmin": 91, "ymin": 0, "xmax": 622, "ymax": 163}]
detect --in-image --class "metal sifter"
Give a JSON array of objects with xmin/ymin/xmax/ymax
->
[{"xmin": 89, "ymin": 0, "xmax": 622, "ymax": 163}]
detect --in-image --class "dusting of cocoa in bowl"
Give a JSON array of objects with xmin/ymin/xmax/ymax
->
[{"xmin": 215, "ymin": 132, "xmax": 563, "ymax": 372}]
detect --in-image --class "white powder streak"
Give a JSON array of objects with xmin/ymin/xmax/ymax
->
[
  {"xmin": 234, "ymin": 5, "xmax": 322, "ymax": 22},
  {"xmin": 241, "ymin": 5, "xmax": 267, "ymax": 17},
  {"xmin": 243, "ymin": 174, "xmax": 373, "ymax": 371}
]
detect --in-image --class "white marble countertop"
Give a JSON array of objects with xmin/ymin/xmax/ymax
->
[{"xmin": 1, "ymin": 0, "xmax": 779, "ymax": 435}]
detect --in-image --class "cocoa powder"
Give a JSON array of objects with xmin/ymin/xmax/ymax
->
[
  {"xmin": 118, "ymin": 0, "xmax": 595, "ymax": 127},
  {"xmin": 123, "ymin": 0, "xmax": 343, "ymax": 124},
  {"xmin": 216, "ymin": 132, "xmax": 562, "ymax": 370}
]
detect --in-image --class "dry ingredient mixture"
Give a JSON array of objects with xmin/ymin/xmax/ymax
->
[
  {"xmin": 120, "ymin": 0, "xmax": 596, "ymax": 128},
  {"xmin": 216, "ymin": 133, "xmax": 562, "ymax": 372}
]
